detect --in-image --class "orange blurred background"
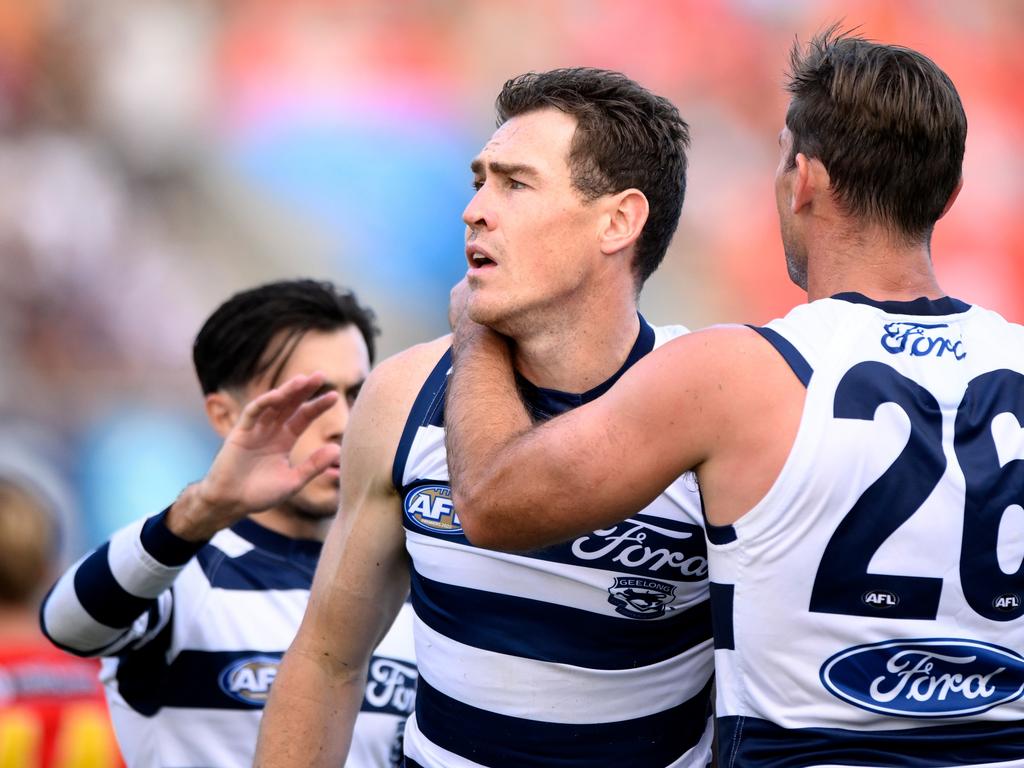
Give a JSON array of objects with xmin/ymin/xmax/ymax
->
[{"xmin": 1, "ymin": 0, "xmax": 1021, "ymax": 548}]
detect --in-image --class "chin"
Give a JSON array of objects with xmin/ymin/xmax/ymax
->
[{"xmin": 289, "ymin": 489, "xmax": 339, "ymax": 520}]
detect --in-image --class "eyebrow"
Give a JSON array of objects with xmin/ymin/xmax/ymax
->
[{"xmin": 469, "ymin": 159, "xmax": 540, "ymax": 180}]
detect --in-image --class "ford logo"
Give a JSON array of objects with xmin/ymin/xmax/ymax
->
[{"xmin": 821, "ymin": 638, "xmax": 1024, "ymax": 717}]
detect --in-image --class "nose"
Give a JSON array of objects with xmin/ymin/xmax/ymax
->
[
  {"xmin": 462, "ymin": 185, "xmax": 494, "ymax": 233},
  {"xmin": 319, "ymin": 395, "xmax": 350, "ymax": 446}
]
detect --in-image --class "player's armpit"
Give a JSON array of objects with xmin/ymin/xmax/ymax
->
[{"xmin": 254, "ymin": 337, "xmax": 448, "ymax": 768}]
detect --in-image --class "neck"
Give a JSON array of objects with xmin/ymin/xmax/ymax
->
[
  {"xmin": 805, "ymin": 223, "xmax": 944, "ymax": 303},
  {"xmin": 249, "ymin": 508, "xmax": 330, "ymax": 541},
  {"xmin": 509, "ymin": 282, "xmax": 641, "ymax": 393}
]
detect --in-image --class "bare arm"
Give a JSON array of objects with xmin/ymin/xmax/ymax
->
[
  {"xmin": 447, "ymin": 321, "xmax": 796, "ymax": 550},
  {"xmin": 255, "ymin": 339, "xmax": 448, "ymax": 768}
]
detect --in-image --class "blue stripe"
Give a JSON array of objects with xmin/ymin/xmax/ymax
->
[
  {"xmin": 115, "ymin": 603, "xmax": 176, "ymax": 715},
  {"xmin": 709, "ymin": 582, "xmax": 735, "ymax": 650},
  {"xmin": 140, "ymin": 508, "xmax": 206, "ymax": 566},
  {"xmin": 748, "ymin": 325, "xmax": 813, "ymax": 387},
  {"xmin": 138, "ymin": 648, "xmax": 282, "ymax": 711},
  {"xmin": 410, "ymin": 568, "xmax": 711, "ymax": 669},
  {"xmin": 831, "ymin": 292, "xmax": 972, "ymax": 316},
  {"xmin": 415, "ymin": 674, "xmax": 712, "ymax": 768},
  {"xmin": 718, "ymin": 715, "xmax": 1024, "ymax": 768},
  {"xmin": 73, "ymin": 542, "xmax": 155, "ymax": 628},
  {"xmin": 393, "ymin": 348, "xmax": 452, "ymax": 491},
  {"xmin": 195, "ymin": 546, "xmax": 314, "ymax": 590}
]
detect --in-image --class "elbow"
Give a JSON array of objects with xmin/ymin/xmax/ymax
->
[{"xmin": 452, "ymin": 486, "xmax": 506, "ymax": 551}]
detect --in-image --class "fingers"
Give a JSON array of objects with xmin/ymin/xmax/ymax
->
[
  {"xmin": 283, "ymin": 390, "xmax": 340, "ymax": 437},
  {"xmin": 292, "ymin": 443, "xmax": 342, "ymax": 488},
  {"xmin": 237, "ymin": 373, "xmax": 327, "ymax": 432}
]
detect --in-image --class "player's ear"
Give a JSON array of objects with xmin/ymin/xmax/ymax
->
[
  {"xmin": 599, "ymin": 189, "xmax": 649, "ymax": 256},
  {"xmin": 204, "ymin": 391, "xmax": 242, "ymax": 438},
  {"xmin": 939, "ymin": 176, "xmax": 963, "ymax": 220}
]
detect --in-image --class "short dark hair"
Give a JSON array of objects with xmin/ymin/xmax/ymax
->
[
  {"xmin": 785, "ymin": 26, "xmax": 967, "ymax": 243},
  {"xmin": 496, "ymin": 67, "xmax": 690, "ymax": 285},
  {"xmin": 192, "ymin": 279, "xmax": 378, "ymax": 395}
]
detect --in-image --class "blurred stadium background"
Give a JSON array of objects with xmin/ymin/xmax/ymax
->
[{"xmin": 1, "ymin": 0, "xmax": 1021, "ymax": 557}]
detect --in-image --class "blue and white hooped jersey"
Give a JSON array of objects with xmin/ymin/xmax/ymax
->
[
  {"xmin": 710, "ymin": 293, "xmax": 1024, "ymax": 767},
  {"xmin": 394, "ymin": 316, "xmax": 715, "ymax": 768},
  {"xmin": 41, "ymin": 514, "xmax": 417, "ymax": 768}
]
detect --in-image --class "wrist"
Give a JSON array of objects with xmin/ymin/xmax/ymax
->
[{"xmin": 164, "ymin": 483, "xmax": 231, "ymax": 542}]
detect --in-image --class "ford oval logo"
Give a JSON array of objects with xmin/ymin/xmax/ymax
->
[{"xmin": 821, "ymin": 638, "xmax": 1024, "ymax": 718}]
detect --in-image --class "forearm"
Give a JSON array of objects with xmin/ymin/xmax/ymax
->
[
  {"xmin": 254, "ymin": 638, "xmax": 366, "ymax": 768},
  {"xmin": 446, "ymin": 321, "xmax": 544, "ymax": 545},
  {"xmin": 40, "ymin": 506, "xmax": 202, "ymax": 655}
]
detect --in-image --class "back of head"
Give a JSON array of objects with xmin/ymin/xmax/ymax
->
[
  {"xmin": 496, "ymin": 67, "xmax": 690, "ymax": 286},
  {"xmin": 785, "ymin": 26, "xmax": 967, "ymax": 244},
  {"xmin": 193, "ymin": 278, "xmax": 379, "ymax": 395},
  {"xmin": 0, "ymin": 479, "xmax": 55, "ymax": 606}
]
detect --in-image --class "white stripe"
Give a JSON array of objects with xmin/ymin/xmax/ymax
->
[
  {"xmin": 413, "ymin": 613, "xmax": 713, "ymax": 723},
  {"xmin": 175, "ymin": 582, "xmax": 310, "ymax": 652},
  {"xmin": 402, "ymin": 425, "xmax": 449, "ymax": 487},
  {"xmin": 109, "ymin": 519, "xmax": 188, "ymax": 598},
  {"xmin": 42, "ymin": 553, "xmax": 123, "ymax": 651},
  {"xmin": 210, "ymin": 527, "xmax": 256, "ymax": 558},
  {"xmin": 408, "ymin": 530, "xmax": 706, "ymax": 616}
]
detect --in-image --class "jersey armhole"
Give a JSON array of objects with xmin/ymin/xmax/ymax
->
[
  {"xmin": 746, "ymin": 325, "xmax": 813, "ymax": 388},
  {"xmin": 391, "ymin": 348, "xmax": 453, "ymax": 492}
]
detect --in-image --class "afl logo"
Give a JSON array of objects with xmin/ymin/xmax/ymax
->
[
  {"xmin": 862, "ymin": 590, "xmax": 899, "ymax": 609},
  {"xmin": 218, "ymin": 655, "xmax": 280, "ymax": 706},
  {"xmin": 995, "ymin": 594, "xmax": 1021, "ymax": 612},
  {"xmin": 404, "ymin": 484, "xmax": 461, "ymax": 534}
]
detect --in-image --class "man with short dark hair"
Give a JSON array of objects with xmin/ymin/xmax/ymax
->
[
  {"xmin": 41, "ymin": 279, "xmax": 416, "ymax": 768},
  {"xmin": 445, "ymin": 30, "xmax": 1024, "ymax": 765},
  {"xmin": 256, "ymin": 68, "xmax": 714, "ymax": 768}
]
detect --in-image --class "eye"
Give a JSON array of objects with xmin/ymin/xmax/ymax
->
[
  {"xmin": 308, "ymin": 384, "xmax": 332, "ymax": 401},
  {"xmin": 508, "ymin": 178, "xmax": 527, "ymax": 190},
  {"xmin": 471, "ymin": 178, "xmax": 484, "ymax": 191},
  {"xmin": 345, "ymin": 382, "xmax": 364, "ymax": 407}
]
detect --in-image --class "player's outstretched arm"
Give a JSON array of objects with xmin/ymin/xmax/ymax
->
[
  {"xmin": 447, "ymin": 321, "xmax": 749, "ymax": 551},
  {"xmin": 40, "ymin": 373, "xmax": 340, "ymax": 657},
  {"xmin": 255, "ymin": 339, "xmax": 446, "ymax": 768}
]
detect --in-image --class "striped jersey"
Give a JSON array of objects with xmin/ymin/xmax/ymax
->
[
  {"xmin": 395, "ymin": 316, "xmax": 714, "ymax": 768},
  {"xmin": 710, "ymin": 293, "xmax": 1024, "ymax": 767},
  {"xmin": 40, "ymin": 511, "xmax": 417, "ymax": 768}
]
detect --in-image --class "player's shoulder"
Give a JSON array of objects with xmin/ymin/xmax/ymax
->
[
  {"xmin": 359, "ymin": 336, "xmax": 450, "ymax": 407},
  {"xmin": 346, "ymin": 335, "xmax": 451, "ymax": 455}
]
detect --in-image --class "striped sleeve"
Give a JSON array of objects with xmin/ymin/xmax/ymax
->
[{"xmin": 40, "ymin": 508, "xmax": 206, "ymax": 657}]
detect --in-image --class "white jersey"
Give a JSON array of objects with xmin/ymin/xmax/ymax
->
[
  {"xmin": 41, "ymin": 512, "xmax": 417, "ymax": 768},
  {"xmin": 709, "ymin": 293, "xmax": 1024, "ymax": 767},
  {"xmin": 395, "ymin": 317, "xmax": 715, "ymax": 768}
]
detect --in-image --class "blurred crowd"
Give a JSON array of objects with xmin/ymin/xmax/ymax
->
[{"xmin": 1, "ymin": 0, "xmax": 1022, "ymax": 551}]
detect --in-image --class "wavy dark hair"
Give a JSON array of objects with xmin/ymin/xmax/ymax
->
[
  {"xmin": 193, "ymin": 279, "xmax": 378, "ymax": 395},
  {"xmin": 785, "ymin": 25, "xmax": 966, "ymax": 243},
  {"xmin": 497, "ymin": 67, "xmax": 691, "ymax": 286}
]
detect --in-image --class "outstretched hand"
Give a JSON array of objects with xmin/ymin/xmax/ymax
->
[{"xmin": 169, "ymin": 373, "xmax": 340, "ymax": 541}]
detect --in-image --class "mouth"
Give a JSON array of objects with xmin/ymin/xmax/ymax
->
[{"xmin": 466, "ymin": 244, "xmax": 497, "ymax": 271}]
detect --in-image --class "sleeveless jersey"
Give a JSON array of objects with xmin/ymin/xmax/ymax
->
[
  {"xmin": 709, "ymin": 293, "xmax": 1024, "ymax": 767},
  {"xmin": 41, "ymin": 513, "xmax": 417, "ymax": 767},
  {"xmin": 394, "ymin": 317, "xmax": 715, "ymax": 768}
]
